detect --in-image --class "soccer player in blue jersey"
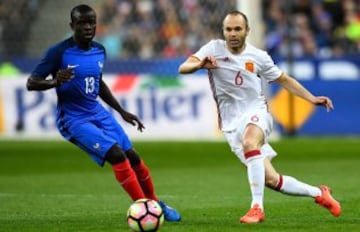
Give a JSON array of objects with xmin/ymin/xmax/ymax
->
[{"xmin": 26, "ymin": 4, "xmax": 181, "ymax": 222}]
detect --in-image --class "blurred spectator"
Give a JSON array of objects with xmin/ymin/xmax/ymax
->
[
  {"xmin": 0, "ymin": 0, "xmax": 40, "ymax": 59},
  {"xmin": 262, "ymin": 0, "xmax": 360, "ymax": 58},
  {"xmin": 122, "ymin": 24, "xmax": 142, "ymax": 58}
]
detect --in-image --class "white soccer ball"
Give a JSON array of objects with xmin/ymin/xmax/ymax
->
[{"xmin": 127, "ymin": 198, "xmax": 164, "ymax": 232}]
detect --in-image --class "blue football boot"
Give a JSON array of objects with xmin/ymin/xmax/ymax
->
[{"xmin": 158, "ymin": 200, "xmax": 181, "ymax": 222}]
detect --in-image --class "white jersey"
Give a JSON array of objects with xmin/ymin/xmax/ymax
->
[{"xmin": 193, "ymin": 39, "xmax": 282, "ymax": 131}]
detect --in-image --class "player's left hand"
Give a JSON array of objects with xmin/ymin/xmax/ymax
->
[
  {"xmin": 314, "ymin": 96, "xmax": 334, "ymax": 112},
  {"xmin": 55, "ymin": 67, "xmax": 74, "ymax": 86},
  {"xmin": 121, "ymin": 111, "xmax": 145, "ymax": 132}
]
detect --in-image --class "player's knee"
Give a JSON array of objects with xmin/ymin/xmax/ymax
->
[
  {"xmin": 105, "ymin": 144, "xmax": 126, "ymax": 165},
  {"xmin": 125, "ymin": 148, "xmax": 141, "ymax": 166},
  {"xmin": 265, "ymin": 173, "xmax": 279, "ymax": 189},
  {"xmin": 242, "ymin": 139, "xmax": 261, "ymax": 152}
]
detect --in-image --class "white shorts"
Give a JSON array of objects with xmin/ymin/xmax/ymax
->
[{"xmin": 223, "ymin": 110, "xmax": 277, "ymax": 165}]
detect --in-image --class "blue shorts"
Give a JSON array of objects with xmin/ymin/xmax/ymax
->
[{"xmin": 58, "ymin": 110, "xmax": 132, "ymax": 166}]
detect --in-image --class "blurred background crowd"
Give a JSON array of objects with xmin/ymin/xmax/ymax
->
[
  {"xmin": 0, "ymin": 0, "xmax": 359, "ymax": 61},
  {"xmin": 263, "ymin": 0, "xmax": 360, "ymax": 58}
]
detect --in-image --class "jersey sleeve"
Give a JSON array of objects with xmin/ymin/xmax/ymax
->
[
  {"xmin": 193, "ymin": 40, "xmax": 215, "ymax": 60},
  {"xmin": 258, "ymin": 52, "xmax": 282, "ymax": 82},
  {"xmin": 30, "ymin": 44, "xmax": 63, "ymax": 79}
]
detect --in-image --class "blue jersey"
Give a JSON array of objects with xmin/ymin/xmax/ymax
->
[
  {"xmin": 31, "ymin": 37, "xmax": 106, "ymax": 132},
  {"xmin": 31, "ymin": 37, "xmax": 132, "ymax": 166}
]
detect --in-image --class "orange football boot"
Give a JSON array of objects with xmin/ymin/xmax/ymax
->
[
  {"xmin": 315, "ymin": 185, "xmax": 342, "ymax": 217},
  {"xmin": 240, "ymin": 204, "xmax": 265, "ymax": 224}
]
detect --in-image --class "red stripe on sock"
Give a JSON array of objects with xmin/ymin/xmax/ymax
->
[
  {"xmin": 275, "ymin": 174, "xmax": 283, "ymax": 191},
  {"xmin": 244, "ymin": 149, "xmax": 261, "ymax": 159}
]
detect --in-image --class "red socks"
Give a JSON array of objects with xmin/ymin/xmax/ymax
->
[
  {"xmin": 112, "ymin": 159, "xmax": 145, "ymax": 201},
  {"xmin": 132, "ymin": 160, "xmax": 158, "ymax": 201},
  {"xmin": 112, "ymin": 159, "xmax": 158, "ymax": 201}
]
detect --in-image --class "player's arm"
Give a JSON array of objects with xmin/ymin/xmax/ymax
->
[
  {"xmin": 27, "ymin": 68, "xmax": 74, "ymax": 91},
  {"xmin": 178, "ymin": 55, "xmax": 218, "ymax": 74},
  {"xmin": 99, "ymin": 79, "xmax": 145, "ymax": 131},
  {"xmin": 27, "ymin": 44, "xmax": 75, "ymax": 91},
  {"xmin": 275, "ymin": 72, "xmax": 334, "ymax": 111},
  {"xmin": 26, "ymin": 76, "xmax": 57, "ymax": 90}
]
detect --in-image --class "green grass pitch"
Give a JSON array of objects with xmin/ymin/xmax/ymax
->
[{"xmin": 0, "ymin": 138, "xmax": 359, "ymax": 231}]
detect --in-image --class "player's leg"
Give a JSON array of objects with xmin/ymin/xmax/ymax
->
[
  {"xmin": 101, "ymin": 114, "xmax": 181, "ymax": 222},
  {"xmin": 84, "ymin": 111, "xmax": 146, "ymax": 200},
  {"xmin": 105, "ymin": 144, "xmax": 146, "ymax": 201},
  {"xmin": 264, "ymin": 158, "xmax": 321, "ymax": 196},
  {"xmin": 126, "ymin": 148, "xmax": 157, "ymax": 200},
  {"xmin": 240, "ymin": 123, "xmax": 266, "ymax": 223},
  {"xmin": 125, "ymin": 148, "xmax": 181, "ymax": 221},
  {"xmin": 264, "ymin": 157, "xmax": 341, "ymax": 217},
  {"xmin": 122, "ymin": 144, "xmax": 181, "ymax": 221},
  {"xmin": 65, "ymin": 116, "xmax": 146, "ymax": 201}
]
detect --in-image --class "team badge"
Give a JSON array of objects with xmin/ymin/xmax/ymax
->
[{"xmin": 245, "ymin": 62, "xmax": 254, "ymax": 73}]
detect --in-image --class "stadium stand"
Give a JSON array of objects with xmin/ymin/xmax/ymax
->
[
  {"xmin": 0, "ymin": 0, "xmax": 359, "ymax": 61},
  {"xmin": 0, "ymin": 0, "xmax": 43, "ymax": 59}
]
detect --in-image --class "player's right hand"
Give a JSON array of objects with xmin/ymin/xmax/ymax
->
[
  {"xmin": 55, "ymin": 68, "xmax": 74, "ymax": 86},
  {"xmin": 200, "ymin": 56, "xmax": 218, "ymax": 69},
  {"xmin": 314, "ymin": 96, "xmax": 334, "ymax": 112},
  {"xmin": 120, "ymin": 111, "xmax": 145, "ymax": 132}
]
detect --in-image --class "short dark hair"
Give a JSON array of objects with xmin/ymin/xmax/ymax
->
[
  {"xmin": 223, "ymin": 10, "xmax": 249, "ymax": 29},
  {"xmin": 70, "ymin": 4, "xmax": 94, "ymax": 22}
]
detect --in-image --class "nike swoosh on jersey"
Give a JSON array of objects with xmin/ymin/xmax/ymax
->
[{"xmin": 67, "ymin": 64, "xmax": 80, "ymax": 69}]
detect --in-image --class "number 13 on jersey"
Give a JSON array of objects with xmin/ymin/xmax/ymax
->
[{"xmin": 85, "ymin": 76, "xmax": 95, "ymax": 94}]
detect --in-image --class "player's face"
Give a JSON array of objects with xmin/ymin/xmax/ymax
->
[
  {"xmin": 222, "ymin": 14, "xmax": 249, "ymax": 53},
  {"xmin": 71, "ymin": 10, "xmax": 97, "ymax": 47}
]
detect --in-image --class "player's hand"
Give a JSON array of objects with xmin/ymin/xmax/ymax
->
[
  {"xmin": 121, "ymin": 111, "xmax": 145, "ymax": 132},
  {"xmin": 55, "ymin": 67, "xmax": 74, "ymax": 86},
  {"xmin": 314, "ymin": 96, "xmax": 334, "ymax": 112},
  {"xmin": 200, "ymin": 56, "xmax": 218, "ymax": 69}
]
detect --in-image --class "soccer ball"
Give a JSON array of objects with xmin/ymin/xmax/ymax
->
[{"xmin": 127, "ymin": 198, "xmax": 164, "ymax": 232}]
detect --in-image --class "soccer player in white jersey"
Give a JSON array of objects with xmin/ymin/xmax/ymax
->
[{"xmin": 178, "ymin": 10, "xmax": 341, "ymax": 224}]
